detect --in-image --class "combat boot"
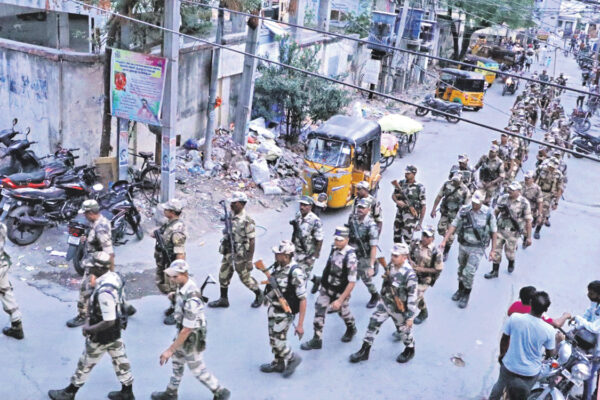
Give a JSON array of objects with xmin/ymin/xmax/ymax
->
[
  {"xmin": 396, "ymin": 346, "xmax": 415, "ymax": 363},
  {"xmin": 484, "ymin": 263, "xmax": 500, "ymax": 279},
  {"xmin": 300, "ymin": 336, "xmax": 322, "ymax": 350},
  {"xmin": 451, "ymin": 282, "xmax": 465, "ymax": 301},
  {"xmin": 164, "ymin": 306, "xmax": 174, "ymax": 316},
  {"xmin": 341, "ymin": 323, "xmax": 357, "ymax": 342},
  {"xmin": 48, "ymin": 384, "xmax": 78, "ymax": 400},
  {"xmin": 349, "ymin": 342, "xmax": 371, "ymax": 363},
  {"xmin": 2, "ymin": 320, "xmax": 24, "ymax": 340},
  {"xmin": 213, "ymin": 387, "xmax": 231, "ymax": 400},
  {"xmin": 544, "ymin": 217, "xmax": 551, "ymax": 227},
  {"xmin": 208, "ymin": 288, "xmax": 229, "ymax": 308},
  {"xmin": 282, "ymin": 353, "xmax": 302, "ymax": 378},
  {"xmin": 443, "ymin": 244, "xmax": 452, "ymax": 262},
  {"xmin": 507, "ymin": 260, "xmax": 515, "ymax": 273},
  {"xmin": 251, "ymin": 289, "xmax": 264, "ymax": 308},
  {"xmin": 366, "ymin": 292, "xmax": 379, "ymax": 308},
  {"xmin": 310, "ymin": 276, "xmax": 321, "ymax": 294},
  {"xmin": 458, "ymin": 289, "xmax": 471, "ymax": 309},
  {"xmin": 123, "ymin": 303, "xmax": 137, "ymax": 316},
  {"xmin": 534, "ymin": 225, "xmax": 541, "ymax": 239},
  {"xmin": 66, "ymin": 314, "xmax": 86, "ymax": 328},
  {"xmin": 414, "ymin": 308, "xmax": 428, "ymax": 325},
  {"xmin": 108, "ymin": 384, "xmax": 135, "ymax": 400},
  {"xmin": 150, "ymin": 389, "xmax": 177, "ymax": 400},
  {"xmin": 259, "ymin": 359, "xmax": 284, "ymax": 373}
]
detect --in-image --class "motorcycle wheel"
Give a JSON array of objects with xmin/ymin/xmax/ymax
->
[
  {"xmin": 526, "ymin": 388, "xmax": 552, "ymax": 400},
  {"xmin": 580, "ymin": 120, "xmax": 591, "ymax": 133},
  {"xmin": 72, "ymin": 246, "xmax": 86, "ymax": 276},
  {"xmin": 140, "ymin": 165, "xmax": 161, "ymax": 205},
  {"xmin": 407, "ymin": 132, "xmax": 418, "ymax": 153},
  {"xmin": 446, "ymin": 114, "xmax": 460, "ymax": 124},
  {"xmin": 6, "ymin": 205, "xmax": 45, "ymax": 246},
  {"xmin": 415, "ymin": 107, "xmax": 428, "ymax": 117}
]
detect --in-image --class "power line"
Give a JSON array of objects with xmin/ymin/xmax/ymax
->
[
  {"xmin": 63, "ymin": 0, "xmax": 600, "ymax": 162},
  {"xmin": 180, "ymin": 0, "xmax": 600, "ymax": 98}
]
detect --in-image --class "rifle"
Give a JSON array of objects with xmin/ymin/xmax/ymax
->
[
  {"xmin": 391, "ymin": 180, "xmax": 418, "ymax": 217},
  {"xmin": 219, "ymin": 199, "xmax": 237, "ymax": 269},
  {"xmin": 200, "ymin": 274, "xmax": 217, "ymax": 303},
  {"xmin": 254, "ymin": 260, "xmax": 302, "ymax": 339},
  {"xmin": 347, "ymin": 215, "xmax": 369, "ymax": 259},
  {"xmin": 497, "ymin": 203, "xmax": 522, "ymax": 235},
  {"xmin": 377, "ymin": 257, "xmax": 405, "ymax": 313},
  {"xmin": 464, "ymin": 211, "xmax": 487, "ymax": 257},
  {"xmin": 154, "ymin": 227, "xmax": 174, "ymax": 265},
  {"xmin": 409, "ymin": 250, "xmax": 442, "ymax": 287},
  {"xmin": 289, "ymin": 219, "xmax": 308, "ymax": 254}
]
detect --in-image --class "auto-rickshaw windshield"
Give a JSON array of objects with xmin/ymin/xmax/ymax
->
[
  {"xmin": 457, "ymin": 79, "xmax": 485, "ymax": 92},
  {"xmin": 306, "ymin": 138, "xmax": 352, "ymax": 168}
]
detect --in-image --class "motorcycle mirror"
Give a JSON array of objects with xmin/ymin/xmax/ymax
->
[
  {"xmin": 12, "ymin": 118, "xmax": 17, "ymax": 127},
  {"xmin": 206, "ymin": 274, "xmax": 217, "ymax": 285},
  {"xmin": 25, "ymin": 127, "xmax": 30, "ymax": 137},
  {"xmin": 92, "ymin": 183, "xmax": 104, "ymax": 192}
]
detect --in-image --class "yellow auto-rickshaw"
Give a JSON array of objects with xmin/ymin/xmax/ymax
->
[
  {"xmin": 461, "ymin": 54, "xmax": 499, "ymax": 87},
  {"xmin": 302, "ymin": 115, "xmax": 381, "ymax": 209},
  {"xmin": 435, "ymin": 68, "xmax": 486, "ymax": 111}
]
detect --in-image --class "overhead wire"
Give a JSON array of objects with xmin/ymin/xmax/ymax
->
[{"xmin": 63, "ymin": 0, "xmax": 600, "ymax": 162}]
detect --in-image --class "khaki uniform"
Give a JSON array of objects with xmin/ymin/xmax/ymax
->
[
  {"xmin": 492, "ymin": 195, "xmax": 532, "ymax": 263},
  {"xmin": 475, "ymin": 155, "xmax": 505, "ymax": 204},
  {"xmin": 154, "ymin": 218, "xmax": 187, "ymax": 294},
  {"xmin": 498, "ymin": 142, "xmax": 517, "ymax": 185},
  {"xmin": 218, "ymin": 210, "xmax": 259, "ymax": 291},
  {"xmin": 348, "ymin": 214, "xmax": 379, "ymax": 295},
  {"xmin": 393, "ymin": 180, "xmax": 426, "ymax": 243},
  {"xmin": 364, "ymin": 260, "xmax": 417, "ymax": 347},
  {"xmin": 0, "ymin": 223, "xmax": 20, "ymax": 323},
  {"xmin": 290, "ymin": 211, "xmax": 323, "ymax": 276},
  {"xmin": 535, "ymin": 167, "xmax": 564, "ymax": 223},
  {"xmin": 449, "ymin": 165, "xmax": 477, "ymax": 192},
  {"xmin": 436, "ymin": 180, "xmax": 470, "ymax": 247},
  {"xmin": 352, "ymin": 194, "xmax": 383, "ymax": 228},
  {"xmin": 409, "ymin": 240, "xmax": 443, "ymax": 312},
  {"xmin": 521, "ymin": 181, "xmax": 543, "ymax": 224}
]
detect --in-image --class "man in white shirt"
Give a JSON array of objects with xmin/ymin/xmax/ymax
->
[
  {"xmin": 574, "ymin": 280, "xmax": 600, "ymax": 400},
  {"xmin": 489, "ymin": 291, "xmax": 556, "ymax": 399}
]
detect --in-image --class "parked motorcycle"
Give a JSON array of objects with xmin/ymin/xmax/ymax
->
[
  {"xmin": 1, "ymin": 166, "xmax": 100, "ymax": 246},
  {"xmin": 502, "ymin": 77, "xmax": 519, "ymax": 96},
  {"xmin": 570, "ymin": 131, "xmax": 600, "ymax": 158},
  {"xmin": 570, "ymin": 109, "xmax": 592, "ymax": 133},
  {"xmin": 0, "ymin": 133, "xmax": 42, "ymax": 176},
  {"xmin": 66, "ymin": 181, "xmax": 143, "ymax": 275},
  {"xmin": 0, "ymin": 118, "xmax": 24, "ymax": 147},
  {"xmin": 415, "ymin": 95, "xmax": 462, "ymax": 123}
]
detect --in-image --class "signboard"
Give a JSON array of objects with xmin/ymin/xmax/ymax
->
[
  {"xmin": 363, "ymin": 59, "xmax": 381, "ymax": 85},
  {"xmin": 110, "ymin": 49, "xmax": 168, "ymax": 126},
  {"xmin": 2, "ymin": 0, "xmax": 110, "ymax": 16}
]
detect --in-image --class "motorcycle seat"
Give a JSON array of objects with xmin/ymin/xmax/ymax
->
[
  {"xmin": 12, "ymin": 187, "xmax": 65, "ymax": 199},
  {"xmin": 138, "ymin": 151, "xmax": 154, "ymax": 159},
  {"xmin": 7, "ymin": 169, "xmax": 47, "ymax": 185}
]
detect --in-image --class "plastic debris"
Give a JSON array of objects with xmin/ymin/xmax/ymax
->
[
  {"xmin": 450, "ymin": 354, "xmax": 465, "ymax": 367},
  {"xmin": 50, "ymin": 250, "xmax": 67, "ymax": 257}
]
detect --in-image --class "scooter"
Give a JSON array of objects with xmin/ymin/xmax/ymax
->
[
  {"xmin": 570, "ymin": 131, "xmax": 600, "ymax": 158},
  {"xmin": 502, "ymin": 77, "xmax": 519, "ymax": 96},
  {"xmin": 414, "ymin": 95, "xmax": 462, "ymax": 123}
]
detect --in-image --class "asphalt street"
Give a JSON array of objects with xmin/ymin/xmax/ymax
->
[{"xmin": 2, "ymin": 46, "xmax": 600, "ymax": 400}]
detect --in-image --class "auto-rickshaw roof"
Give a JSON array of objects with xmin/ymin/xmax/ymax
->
[
  {"xmin": 308, "ymin": 115, "xmax": 381, "ymax": 146},
  {"xmin": 441, "ymin": 68, "xmax": 486, "ymax": 80},
  {"xmin": 464, "ymin": 54, "xmax": 499, "ymax": 65}
]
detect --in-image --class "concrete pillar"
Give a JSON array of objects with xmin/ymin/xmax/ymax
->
[
  {"xmin": 48, "ymin": 12, "xmax": 70, "ymax": 49},
  {"xmin": 231, "ymin": 14, "xmax": 246, "ymax": 34},
  {"xmin": 289, "ymin": 0, "xmax": 306, "ymax": 36},
  {"xmin": 318, "ymin": 0, "xmax": 331, "ymax": 32}
]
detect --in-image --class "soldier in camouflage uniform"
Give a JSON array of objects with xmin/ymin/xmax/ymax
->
[
  {"xmin": 408, "ymin": 226, "xmax": 443, "ymax": 325},
  {"xmin": 484, "ymin": 182, "xmax": 533, "ymax": 279},
  {"xmin": 449, "ymin": 154, "xmax": 477, "ymax": 192},
  {"xmin": 49, "ymin": 252, "xmax": 134, "ymax": 400},
  {"xmin": 0, "ymin": 222, "xmax": 23, "ymax": 340},
  {"xmin": 349, "ymin": 243, "xmax": 418, "ymax": 364},
  {"xmin": 209, "ymin": 192, "xmax": 263, "ymax": 309},
  {"xmin": 497, "ymin": 133, "xmax": 516, "ymax": 187},
  {"xmin": 259, "ymin": 241, "xmax": 306, "ymax": 377},
  {"xmin": 67, "ymin": 199, "xmax": 115, "ymax": 328},
  {"xmin": 521, "ymin": 170, "xmax": 543, "ymax": 232},
  {"xmin": 474, "ymin": 145, "xmax": 505, "ymax": 206},
  {"xmin": 301, "ymin": 227, "xmax": 358, "ymax": 351},
  {"xmin": 533, "ymin": 159, "xmax": 564, "ymax": 239},
  {"xmin": 289, "ymin": 196, "xmax": 323, "ymax": 280},
  {"xmin": 151, "ymin": 260, "xmax": 230, "ymax": 400},
  {"xmin": 439, "ymin": 191, "xmax": 497, "ymax": 309},
  {"xmin": 392, "ymin": 165, "xmax": 426, "ymax": 243},
  {"xmin": 152, "ymin": 198, "xmax": 187, "ymax": 325},
  {"xmin": 353, "ymin": 181, "xmax": 383, "ymax": 234},
  {"xmin": 431, "ymin": 173, "xmax": 471, "ymax": 261},
  {"xmin": 347, "ymin": 198, "xmax": 380, "ymax": 308}
]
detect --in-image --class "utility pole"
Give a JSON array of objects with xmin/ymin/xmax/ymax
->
[
  {"xmin": 388, "ymin": 0, "xmax": 410, "ymax": 92},
  {"xmin": 318, "ymin": 0, "xmax": 331, "ymax": 32},
  {"xmin": 233, "ymin": 16, "xmax": 260, "ymax": 145},
  {"xmin": 161, "ymin": 0, "xmax": 180, "ymax": 201},
  {"xmin": 203, "ymin": 7, "xmax": 224, "ymax": 170}
]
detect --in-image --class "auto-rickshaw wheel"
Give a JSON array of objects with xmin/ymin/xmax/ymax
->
[
  {"xmin": 473, "ymin": 107, "xmax": 482, "ymax": 112},
  {"xmin": 381, "ymin": 156, "xmax": 395, "ymax": 171}
]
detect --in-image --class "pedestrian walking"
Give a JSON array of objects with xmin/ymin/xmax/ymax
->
[{"xmin": 0, "ymin": 221, "xmax": 23, "ymax": 340}]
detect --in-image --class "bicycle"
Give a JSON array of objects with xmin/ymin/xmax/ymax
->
[{"xmin": 128, "ymin": 151, "xmax": 161, "ymax": 205}]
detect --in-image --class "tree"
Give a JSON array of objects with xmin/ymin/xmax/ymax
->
[{"xmin": 252, "ymin": 37, "xmax": 350, "ymax": 142}]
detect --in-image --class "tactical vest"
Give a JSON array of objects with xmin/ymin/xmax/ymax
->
[
  {"xmin": 321, "ymin": 248, "xmax": 352, "ymax": 295},
  {"xmin": 265, "ymin": 265, "xmax": 301, "ymax": 314},
  {"xmin": 89, "ymin": 283, "xmax": 122, "ymax": 344},
  {"xmin": 457, "ymin": 209, "xmax": 492, "ymax": 248}
]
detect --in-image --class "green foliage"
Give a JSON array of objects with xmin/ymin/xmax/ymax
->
[
  {"xmin": 344, "ymin": 11, "xmax": 371, "ymax": 36},
  {"xmin": 252, "ymin": 37, "xmax": 350, "ymax": 141}
]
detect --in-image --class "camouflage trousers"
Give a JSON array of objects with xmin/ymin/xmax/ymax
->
[
  {"xmin": 0, "ymin": 261, "xmax": 21, "ymax": 322},
  {"xmin": 457, "ymin": 244, "xmax": 486, "ymax": 290},
  {"xmin": 437, "ymin": 213, "xmax": 458, "ymax": 247},
  {"xmin": 76, "ymin": 272, "xmax": 93, "ymax": 317},
  {"xmin": 71, "ymin": 338, "xmax": 133, "ymax": 387},
  {"xmin": 313, "ymin": 289, "xmax": 354, "ymax": 339},
  {"xmin": 357, "ymin": 258, "xmax": 377, "ymax": 295},
  {"xmin": 481, "ymin": 184, "xmax": 500, "ymax": 206},
  {"xmin": 394, "ymin": 210, "xmax": 419, "ymax": 243},
  {"xmin": 296, "ymin": 255, "xmax": 316, "ymax": 278},
  {"xmin": 364, "ymin": 300, "xmax": 414, "ymax": 347},
  {"xmin": 492, "ymin": 229, "xmax": 519, "ymax": 263},
  {"xmin": 166, "ymin": 347, "xmax": 220, "ymax": 394},
  {"xmin": 267, "ymin": 305, "xmax": 294, "ymax": 363},
  {"xmin": 218, "ymin": 254, "xmax": 258, "ymax": 291},
  {"xmin": 416, "ymin": 283, "xmax": 431, "ymax": 311},
  {"xmin": 155, "ymin": 254, "xmax": 177, "ymax": 295},
  {"xmin": 540, "ymin": 192, "xmax": 555, "ymax": 223}
]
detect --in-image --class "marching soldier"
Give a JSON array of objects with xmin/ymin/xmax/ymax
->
[
  {"xmin": 392, "ymin": 165, "xmax": 426, "ymax": 243},
  {"xmin": 484, "ymin": 181, "xmax": 533, "ymax": 279},
  {"xmin": 521, "ymin": 171, "xmax": 543, "ymax": 233},
  {"xmin": 474, "ymin": 144, "xmax": 505, "ymax": 206},
  {"xmin": 349, "ymin": 243, "xmax": 417, "ymax": 364},
  {"xmin": 49, "ymin": 252, "xmax": 134, "ymax": 400},
  {"xmin": 449, "ymin": 154, "xmax": 477, "ymax": 192},
  {"xmin": 353, "ymin": 181, "xmax": 383, "ymax": 234},
  {"xmin": 151, "ymin": 260, "xmax": 230, "ymax": 400},
  {"xmin": 408, "ymin": 226, "xmax": 443, "ymax": 324},
  {"xmin": 259, "ymin": 241, "xmax": 306, "ymax": 377},
  {"xmin": 289, "ymin": 196, "xmax": 323, "ymax": 281},
  {"xmin": 347, "ymin": 198, "xmax": 380, "ymax": 308},
  {"xmin": 301, "ymin": 227, "xmax": 358, "ymax": 351},
  {"xmin": 152, "ymin": 198, "xmax": 187, "ymax": 325},
  {"xmin": 67, "ymin": 199, "xmax": 115, "ymax": 328},
  {"xmin": 431, "ymin": 173, "xmax": 471, "ymax": 261},
  {"xmin": 439, "ymin": 191, "xmax": 497, "ymax": 309},
  {"xmin": 533, "ymin": 158, "xmax": 564, "ymax": 239},
  {"xmin": 209, "ymin": 192, "xmax": 263, "ymax": 309},
  {"xmin": 0, "ymin": 222, "xmax": 23, "ymax": 340}
]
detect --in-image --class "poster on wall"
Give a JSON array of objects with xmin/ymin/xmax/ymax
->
[{"xmin": 110, "ymin": 48, "xmax": 168, "ymax": 126}]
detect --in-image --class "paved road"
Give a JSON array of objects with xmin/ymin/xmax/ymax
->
[{"xmin": 3, "ymin": 46, "xmax": 600, "ymax": 400}]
